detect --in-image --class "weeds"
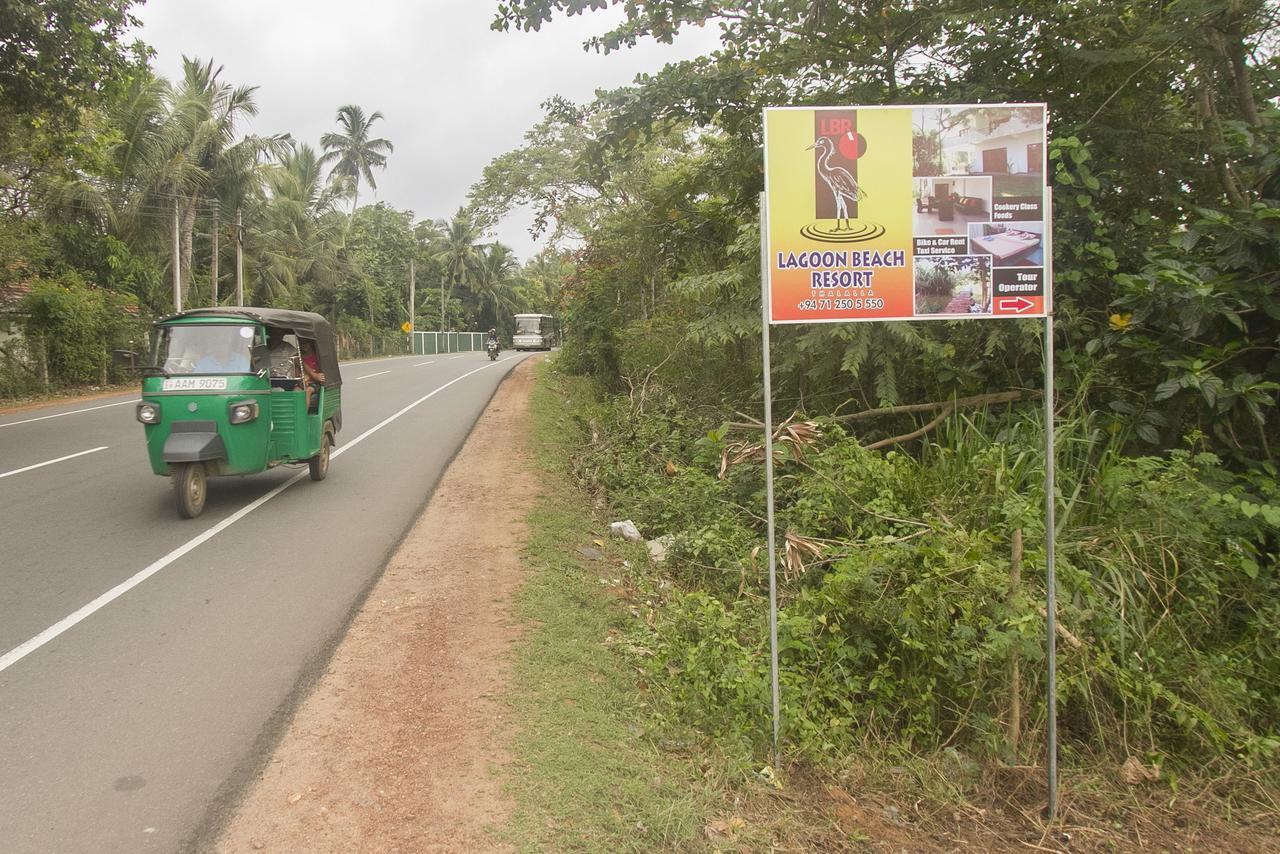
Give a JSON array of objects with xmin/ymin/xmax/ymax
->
[{"xmin": 569, "ymin": 374, "xmax": 1280, "ymax": 784}]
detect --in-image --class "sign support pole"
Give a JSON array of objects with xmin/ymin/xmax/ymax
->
[
  {"xmin": 1043, "ymin": 190, "xmax": 1058, "ymax": 820},
  {"xmin": 759, "ymin": 193, "xmax": 781, "ymax": 751},
  {"xmin": 1044, "ymin": 311, "xmax": 1058, "ymax": 818}
]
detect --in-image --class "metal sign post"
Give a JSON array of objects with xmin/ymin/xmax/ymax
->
[
  {"xmin": 1043, "ymin": 189, "xmax": 1058, "ymax": 819},
  {"xmin": 759, "ymin": 193, "xmax": 781, "ymax": 751}
]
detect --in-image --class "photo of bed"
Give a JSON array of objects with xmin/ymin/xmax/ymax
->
[{"xmin": 968, "ymin": 223, "xmax": 1044, "ymax": 266}]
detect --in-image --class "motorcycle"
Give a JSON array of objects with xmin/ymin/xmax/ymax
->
[{"xmin": 487, "ymin": 338, "xmax": 500, "ymax": 361}]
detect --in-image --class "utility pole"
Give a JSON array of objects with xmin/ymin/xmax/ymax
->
[
  {"xmin": 409, "ymin": 258, "xmax": 416, "ymax": 353},
  {"xmin": 211, "ymin": 205, "xmax": 219, "ymax": 306},
  {"xmin": 235, "ymin": 207, "xmax": 244, "ymax": 307},
  {"xmin": 172, "ymin": 201, "xmax": 182, "ymax": 313}
]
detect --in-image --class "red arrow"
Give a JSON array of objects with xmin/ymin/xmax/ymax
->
[{"xmin": 996, "ymin": 296, "xmax": 1035, "ymax": 313}]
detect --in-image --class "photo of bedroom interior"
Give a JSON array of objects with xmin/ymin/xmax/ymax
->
[{"xmin": 968, "ymin": 222, "xmax": 1044, "ymax": 266}]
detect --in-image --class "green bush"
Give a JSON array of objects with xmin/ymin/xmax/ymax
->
[
  {"xmin": 18, "ymin": 275, "xmax": 145, "ymax": 389},
  {"xmin": 576, "ymin": 386, "xmax": 1280, "ymax": 774}
]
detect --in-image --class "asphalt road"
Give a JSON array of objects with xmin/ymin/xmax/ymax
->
[{"xmin": 0, "ymin": 350, "xmax": 534, "ymax": 853}]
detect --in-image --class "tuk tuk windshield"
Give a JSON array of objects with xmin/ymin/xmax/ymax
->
[{"xmin": 154, "ymin": 324, "xmax": 256, "ymax": 375}]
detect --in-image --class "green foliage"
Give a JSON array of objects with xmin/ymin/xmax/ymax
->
[
  {"xmin": 0, "ymin": 0, "xmax": 144, "ymax": 146},
  {"xmin": 573, "ymin": 384, "xmax": 1280, "ymax": 775},
  {"xmin": 18, "ymin": 275, "xmax": 144, "ymax": 387}
]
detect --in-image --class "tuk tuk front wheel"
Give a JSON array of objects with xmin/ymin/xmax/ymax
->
[
  {"xmin": 309, "ymin": 430, "xmax": 331, "ymax": 482},
  {"xmin": 173, "ymin": 462, "xmax": 207, "ymax": 519}
]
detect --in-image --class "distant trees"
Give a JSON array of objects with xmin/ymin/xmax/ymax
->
[
  {"xmin": 0, "ymin": 23, "xmax": 549, "ymax": 392},
  {"xmin": 431, "ymin": 209, "xmax": 484, "ymax": 331},
  {"xmin": 472, "ymin": 243, "xmax": 520, "ymax": 332}
]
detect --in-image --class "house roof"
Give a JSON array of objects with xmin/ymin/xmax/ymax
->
[{"xmin": 0, "ymin": 280, "xmax": 32, "ymax": 312}]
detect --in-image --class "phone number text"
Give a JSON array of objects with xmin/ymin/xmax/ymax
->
[{"xmin": 796, "ymin": 298, "xmax": 885, "ymax": 311}]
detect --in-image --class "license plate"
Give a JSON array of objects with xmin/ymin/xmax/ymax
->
[{"xmin": 162, "ymin": 377, "xmax": 228, "ymax": 391}]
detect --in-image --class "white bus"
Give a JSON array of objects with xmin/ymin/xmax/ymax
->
[{"xmin": 512, "ymin": 313, "xmax": 557, "ymax": 351}]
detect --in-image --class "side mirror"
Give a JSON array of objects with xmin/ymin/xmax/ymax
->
[
  {"xmin": 111, "ymin": 349, "xmax": 138, "ymax": 370},
  {"xmin": 250, "ymin": 344, "xmax": 270, "ymax": 376}
]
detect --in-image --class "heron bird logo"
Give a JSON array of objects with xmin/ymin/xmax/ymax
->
[
  {"xmin": 800, "ymin": 125, "xmax": 885, "ymax": 244},
  {"xmin": 807, "ymin": 136, "xmax": 867, "ymax": 231}
]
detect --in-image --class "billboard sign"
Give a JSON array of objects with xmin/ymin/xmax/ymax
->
[{"xmin": 764, "ymin": 104, "xmax": 1049, "ymax": 324}]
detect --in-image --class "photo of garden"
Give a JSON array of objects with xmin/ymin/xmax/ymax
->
[{"xmin": 913, "ymin": 255, "xmax": 993, "ymax": 315}]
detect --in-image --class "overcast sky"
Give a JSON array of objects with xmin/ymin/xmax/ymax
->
[{"xmin": 130, "ymin": 1, "xmax": 722, "ymax": 261}]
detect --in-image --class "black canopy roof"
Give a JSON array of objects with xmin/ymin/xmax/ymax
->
[{"xmin": 159, "ymin": 307, "xmax": 342, "ymax": 386}]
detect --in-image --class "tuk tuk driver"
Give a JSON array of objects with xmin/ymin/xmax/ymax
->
[
  {"xmin": 194, "ymin": 327, "xmax": 252, "ymax": 373},
  {"xmin": 299, "ymin": 338, "xmax": 326, "ymax": 409}
]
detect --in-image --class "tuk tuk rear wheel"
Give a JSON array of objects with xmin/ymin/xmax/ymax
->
[
  {"xmin": 309, "ymin": 431, "xmax": 331, "ymax": 481},
  {"xmin": 173, "ymin": 463, "xmax": 207, "ymax": 519}
]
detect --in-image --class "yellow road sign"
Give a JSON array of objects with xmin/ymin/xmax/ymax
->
[{"xmin": 401, "ymin": 321, "xmax": 413, "ymax": 333}]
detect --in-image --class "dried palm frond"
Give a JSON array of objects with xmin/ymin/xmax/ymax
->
[
  {"xmin": 718, "ymin": 417, "xmax": 824, "ymax": 479},
  {"xmin": 783, "ymin": 530, "xmax": 825, "ymax": 580}
]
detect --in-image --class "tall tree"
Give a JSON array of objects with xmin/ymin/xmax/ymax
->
[
  {"xmin": 253, "ymin": 143, "xmax": 351, "ymax": 307},
  {"xmin": 472, "ymin": 242, "xmax": 519, "ymax": 330},
  {"xmin": 168, "ymin": 57, "xmax": 272, "ymax": 306},
  {"xmin": 0, "ymin": 0, "xmax": 144, "ymax": 152},
  {"xmin": 430, "ymin": 208, "xmax": 483, "ymax": 331},
  {"xmin": 319, "ymin": 104, "xmax": 393, "ymax": 210}
]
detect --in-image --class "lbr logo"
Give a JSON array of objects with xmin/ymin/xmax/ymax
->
[
  {"xmin": 818, "ymin": 117, "xmax": 867, "ymax": 161},
  {"xmin": 806, "ymin": 108, "xmax": 880, "ymax": 243}
]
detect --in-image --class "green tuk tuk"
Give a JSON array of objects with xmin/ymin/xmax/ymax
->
[{"xmin": 136, "ymin": 307, "xmax": 343, "ymax": 518}]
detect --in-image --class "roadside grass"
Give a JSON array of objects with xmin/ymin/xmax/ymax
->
[
  {"xmin": 505, "ymin": 361, "xmax": 883, "ymax": 852},
  {"xmin": 500, "ymin": 360, "xmax": 719, "ymax": 851}
]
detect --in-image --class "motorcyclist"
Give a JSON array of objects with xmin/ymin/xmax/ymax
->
[{"xmin": 487, "ymin": 328, "xmax": 499, "ymax": 352}]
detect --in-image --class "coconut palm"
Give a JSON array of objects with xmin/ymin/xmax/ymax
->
[
  {"xmin": 472, "ymin": 242, "xmax": 519, "ymax": 331},
  {"xmin": 252, "ymin": 144, "xmax": 353, "ymax": 308},
  {"xmin": 39, "ymin": 63, "xmax": 281, "ymax": 311},
  {"xmin": 430, "ymin": 208, "xmax": 483, "ymax": 331},
  {"xmin": 165, "ymin": 57, "xmax": 271, "ymax": 306},
  {"xmin": 520, "ymin": 249, "xmax": 569, "ymax": 311},
  {"xmin": 319, "ymin": 104, "xmax": 393, "ymax": 210}
]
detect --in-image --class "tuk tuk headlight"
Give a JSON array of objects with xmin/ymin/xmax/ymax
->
[
  {"xmin": 136, "ymin": 402, "xmax": 160, "ymax": 424},
  {"xmin": 228, "ymin": 400, "xmax": 259, "ymax": 424}
]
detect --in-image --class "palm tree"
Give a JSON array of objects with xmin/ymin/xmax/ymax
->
[
  {"xmin": 41, "ymin": 63, "xmax": 279, "ymax": 311},
  {"xmin": 319, "ymin": 104, "xmax": 393, "ymax": 210},
  {"xmin": 167, "ymin": 57, "xmax": 267, "ymax": 306},
  {"xmin": 253, "ymin": 144, "xmax": 352, "ymax": 307},
  {"xmin": 430, "ymin": 208, "xmax": 483, "ymax": 331},
  {"xmin": 472, "ymin": 243, "xmax": 519, "ymax": 331},
  {"xmin": 521, "ymin": 249, "xmax": 568, "ymax": 311}
]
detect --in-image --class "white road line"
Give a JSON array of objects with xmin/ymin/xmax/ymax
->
[
  {"xmin": 413, "ymin": 361, "xmax": 435, "ymax": 367},
  {"xmin": 355, "ymin": 370, "xmax": 392, "ymax": 380},
  {"xmin": 447, "ymin": 355, "xmax": 466, "ymax": 360},
  {"xmin": 0, "ymin": 355, "xmax": 526, "ymax": 675},
  {"xmin": 0, "ymin": 398, "xmax": 138, "ymax": 429},
  {"xmin": 0, "ymin": 446, "xmax": 109, "ymax": 480}
]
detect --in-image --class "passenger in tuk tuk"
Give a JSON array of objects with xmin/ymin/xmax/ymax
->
[{"xmin": 299, "ymin": 338, "xmax": 326, "ymax": 410}]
